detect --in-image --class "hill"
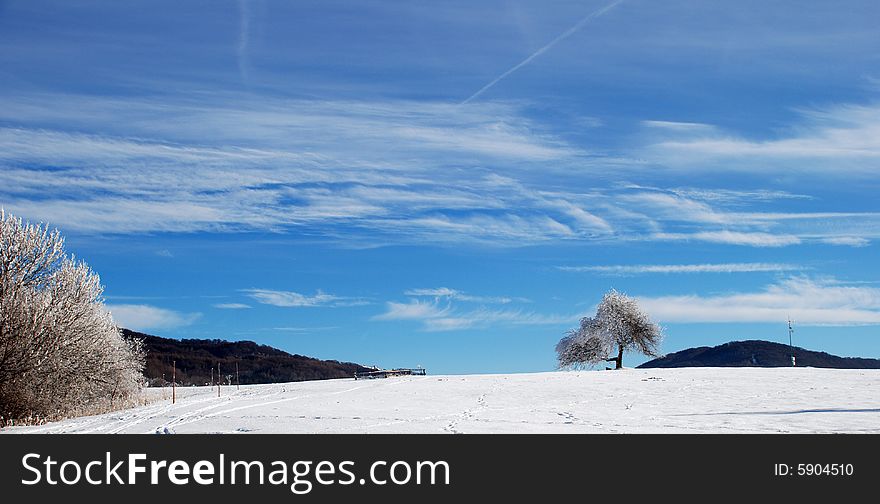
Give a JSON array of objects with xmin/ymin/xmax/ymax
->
[
  {"xmin": 122, "ymin": 329, "xmax": 372, "ymax": 386},
  {"xmin": 638, "ymin": 340, "xmax": 880, "ymax": 369}
]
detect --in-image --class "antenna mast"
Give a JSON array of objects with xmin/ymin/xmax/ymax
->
[{"xmin": 787, "ymin": 317, "xmax": 796, "ymax": 367}]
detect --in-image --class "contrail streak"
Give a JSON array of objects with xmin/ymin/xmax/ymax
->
[
  {"xmin": 237, "ymin": 0, "xmax": 251, "ymax": 83},
  {"xmin": 461, "ymin": 0, "xmax": 625, "ymax": 104}
]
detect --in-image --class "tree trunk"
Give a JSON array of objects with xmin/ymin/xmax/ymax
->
[{"xmin": 604, "ymin": 345, "xmax": 624, "ymax": 370}]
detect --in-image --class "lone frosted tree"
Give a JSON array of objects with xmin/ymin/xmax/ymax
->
[{"xmin": 557, "ymin": 289, "xmax": 662, "ymax": 370}]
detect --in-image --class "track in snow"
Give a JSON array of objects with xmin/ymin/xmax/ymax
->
[{"xmin": 4, "ymin": 368, "xmax": 880, "ymax": 434}]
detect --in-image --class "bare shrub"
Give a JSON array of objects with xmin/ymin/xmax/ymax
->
[{"xmin": 0, "ymin": 210, "xmax": 144, "ymax": 424}]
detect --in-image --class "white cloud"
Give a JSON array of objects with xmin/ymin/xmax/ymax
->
[
  {"xmin": 641, "ymin": 120, "xmax": 716, "ymax": 132},
  {"xmin": 374, "ymin": 295, "xmax": 572, "ymax": 331},
  {"xmin": 213, "ymin": 303, "xmax": 252, "ymax": 309},
  {"xmin": 611, "ymin": 188, "xmax": 879, "ymax": 248},
  {"xmin": 420, "ymin": 309, "xmax": 578, "ymax": 332},
  {"xmin": 403, "ymin": 287, "xmax": 522, "ymax": 304},
  {"xmin": 2, "ymin": 92, "xmax": 878, "ymax": 249},
  {"xmin": 821, "ymin": 236, "xmax": 870, "ymax": 247},
  {"xmin": 243, "ymin": 289, "xmax": 356, "ymax": 308},
  {"xmin": 390, "ymin": 123, "xmax": 576, "ymax": 161},
  {"xmin": 636, "ymin": 277, "xmax": 880, "ymax": 326},
  {"xmin": 622, "ymin": 192, "xmax": 727, "ymax": 224},
  {"xmin": 0, "ymin": 96, "xmax": 577, "ymax": 164},
  {"xmin": 385, "ymin": 214, "xmax": 578, "ymax": 244},
  {"xmin": 550, "ymin": 200, "xmax": 615, "ymax": 234},
  {"xmin": 558, "ymin": 263, "xmax": 804, "ymax": 275},
  {"xmin": 404, "ymin": 287, "xmax": 459, "ymax": 298},
  {"xmin": 645, "ymin": 102, "xmax": 880, "ymax": 174},
  {"xmin": 669, "ymin": 187, "xmax": 814, "ymax": 203},
  {"xmin": 106, "ymin": 304, "xmax": 201, "ymax": 331},
  {"xmin": 271, "ymin": 326, "xmax": 338, "ymax": 332},
  {"xmin": 372, "ymin": 299, "xmax": 451, "ymax": 321},
  {"xmin": 0, "ymin": 95, "xmax": 588, "ymax": 243},
  {"xmin": 652, "ymin": 231, "xmax": 802, "ymax": 247}
]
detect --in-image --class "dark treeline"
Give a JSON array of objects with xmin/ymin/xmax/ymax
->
[{"xmin": 123, "ymin": 329, "xmax": 372, "ymax": 386}]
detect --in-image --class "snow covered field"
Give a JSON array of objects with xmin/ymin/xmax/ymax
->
[{"xmin": 4, "ymin": 368, "xmax": 879, "ymax": 434}]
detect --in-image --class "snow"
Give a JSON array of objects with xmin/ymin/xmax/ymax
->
[{"xmin": 4, "ymin": 368, "xmax": 879, "ymax": 434}]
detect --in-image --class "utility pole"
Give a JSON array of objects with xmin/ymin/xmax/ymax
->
[
  {"xmin": 217, "ymin": 363, "xmax": 221, "ymax": 397},
  {"xmin": 172, "ymin": 360, "xmax": 176, "ymax": 404},
  {"xmin": 236, "ymin": 361, "xmax": 240, "ymax": 391},
  {"xmin": 788, "ymin": 317, "xmax": 796, "ymax": 367}
]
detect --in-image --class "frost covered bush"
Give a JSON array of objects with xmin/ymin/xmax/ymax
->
[
  {"xmin": 0, "ymin": 210, "xmax": 144, "ymax": 424},
  {"xmin": 557, "ymin": 289, "xmax": 662, "ymax": 370}
]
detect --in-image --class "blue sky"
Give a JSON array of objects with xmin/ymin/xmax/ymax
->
[{"xmin": 2, "ymin": 0, "xmax": 879, "ymax": 373}]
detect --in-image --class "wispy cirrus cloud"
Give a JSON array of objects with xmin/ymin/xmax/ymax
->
[
  {"xmin": 0, "ymin": 95, "xmax": 577, "ymax": 163},
  {"xmin": 213, "ymin": 303, "xmax": 252, "ymax": 309},
  {"xmin": 651, "ymin": 231, "xmax": 803, "ymax": 247},
  {"xmin": 0, "ymin": 94, "xmax": 603, "ymax": 244},
  {"xmin": 558, "ymin": 263, "xmax": 805, "ymax": 275},
  {"xmin": 243, "ymin": 289, "xmax": 368, "ymax": 308},
  {"xmin": 418, "ymin": 309, "xmax": 578, "ymax": 332},
  {"xmin": 271, "ymin": 326, "xmax": 339, "ymax": 333},
  {"xmin": 643, "ymin": 102, "xmax": 880, "ymax": 174},
  {"xmin": 2, "ymin": 93, "xmax": 878, "ymax": 248},
  {"xmin": 374, "ymin": 301, "xmax": 576, "ymax": 331},
  {"xmin": 664, "ymin": 187, "xmax": 814, "ymax": 203},
  {"xmin": 106, "ymin": 304, "xmax": 201, "ymax": 331},
  {"xmin": 821, "ymin": 236, "xmax": 870, "ymax": 247},
  {"xmin": 372, "ymin": 299, "xmax": 452, "ymax": 321},
  {"xmin": 621, "ymin": 187, "xmax": 878, "ymax": 248},
  {"xmin": 404, "ymin": 287, "xmax": 527, "ymax": 304},
  {"xmin": 641, "ymin": 120, "xmax": 716, "ymax": 132},
  {"xmin": 374, "ymin": 289, "xmax": 570, "ymax": 331},
  {"xmin": 636, "ymin": 277, "xmax": 880, "ymax": 326}
]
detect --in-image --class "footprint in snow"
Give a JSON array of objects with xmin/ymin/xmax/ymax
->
[{"xmin": 557, "ymin": 412, "xmax": 576, "ymax": 424}]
